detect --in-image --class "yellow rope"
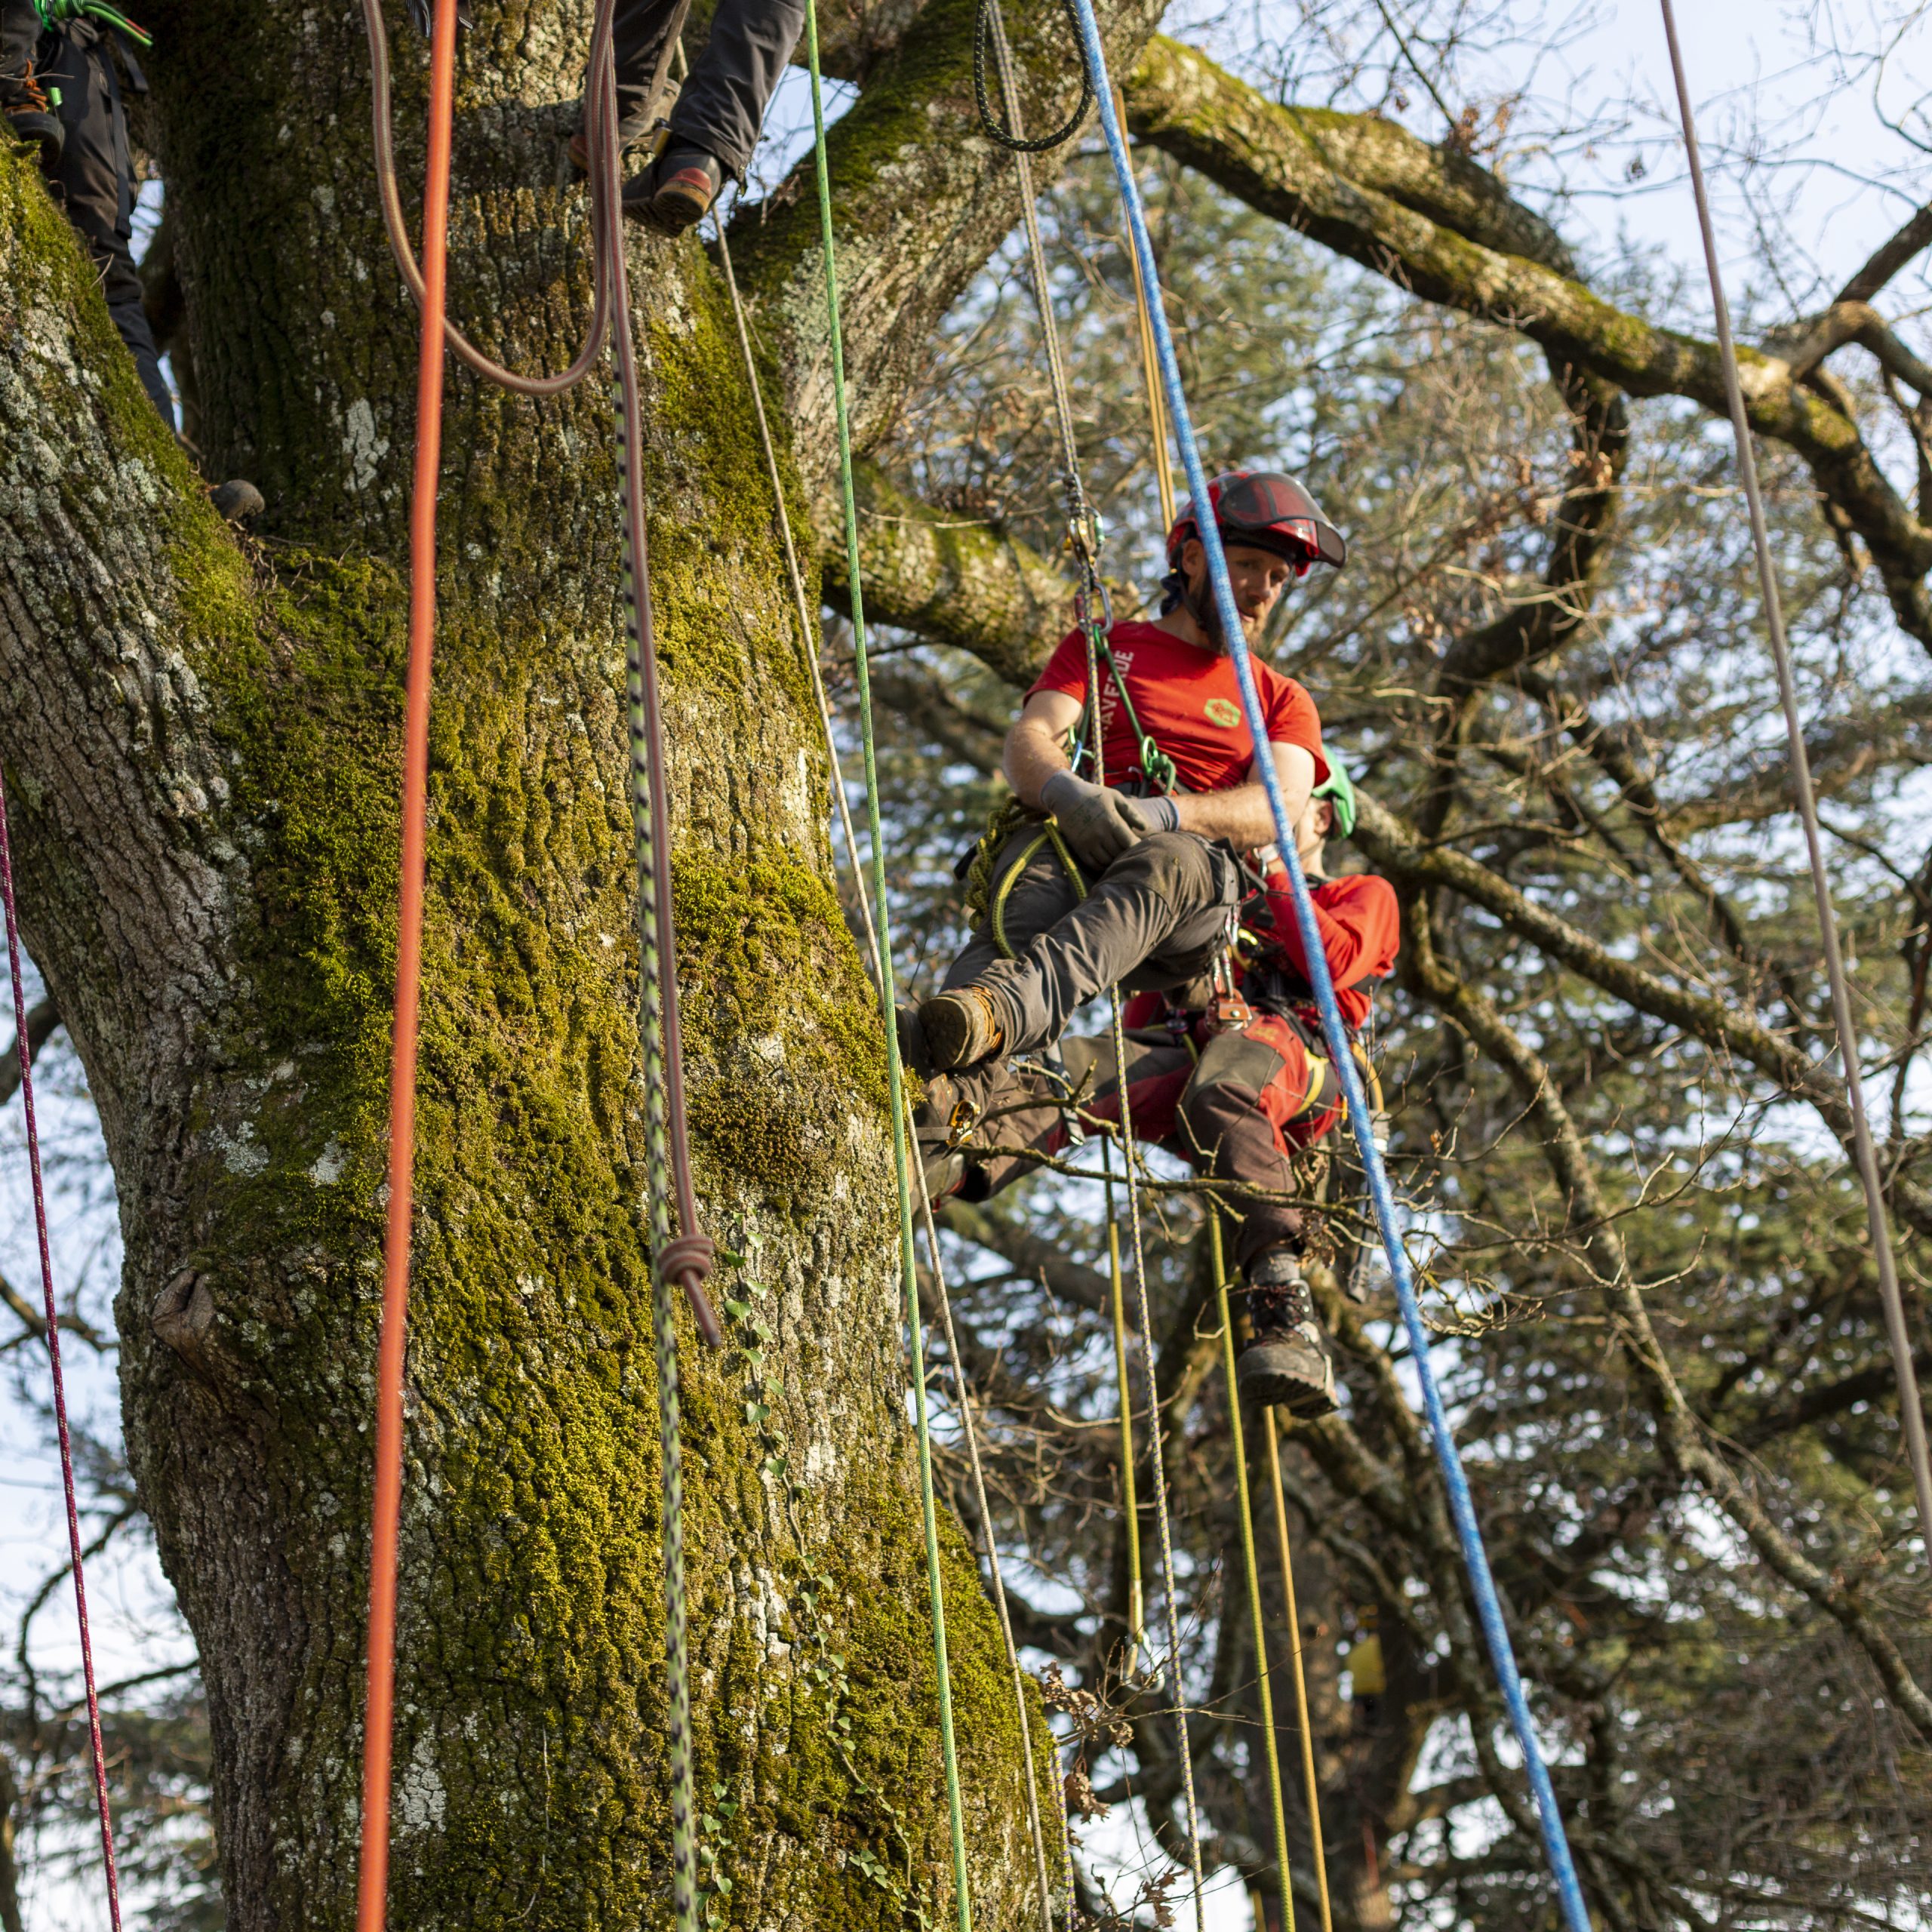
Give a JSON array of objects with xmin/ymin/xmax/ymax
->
[
  {"xmin": 1210, "ymin": 1214, "xmax": 1296, "ymax": 1930},
  {"xmin": 1261, "ymin": 1405, "xmax": 1335, "ymax": 1932},
  {"xmin": 1115, "ymin": 85, "xmax": 1176, "ymax": 531}
]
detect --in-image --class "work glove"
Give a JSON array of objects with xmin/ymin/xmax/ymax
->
[{"xmin": 1041, "ymin": 771, "xmax": 1177, "ymax": 874}]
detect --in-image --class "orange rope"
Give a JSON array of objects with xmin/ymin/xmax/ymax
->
[{"xmin": 354, "ymin": 0, "xmax": 457, "ymax": 1921}]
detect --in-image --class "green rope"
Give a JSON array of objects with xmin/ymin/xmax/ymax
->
[
  {"xmin": 1210, "ymin": 1214, "xmax": 1297, "ymax": 1932},
  {"xmin": 33, "ymin": 0, "xmax": 151, "ymax": 45},
  {"xmin": 803, "ymin": 6, "xmax": 974, "ymax": 1927}
]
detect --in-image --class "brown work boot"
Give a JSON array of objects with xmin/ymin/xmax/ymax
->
[
  {"xmin": 2, "ymin": 63, "xmax": 63, "ymax": 168},
  {"xmin": 1235, "ymin": 1247, "xmax": 1338, "ymax": 1418},
  {"xmin": 917, "ymin": 988, "xmax": 1004, "ymax": 1072},
  {"xmin": 622, "ymin": 142, "xmax": 722, "ymax": 234}
]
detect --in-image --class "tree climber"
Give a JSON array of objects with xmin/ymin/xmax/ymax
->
[
  {"xmin": 1, "ymin": 1, "xmax": 261, "ymax": 518},
  {"xmin": 915, "ymin": 756, "xmax": 1397, "ymax": 1418},
  {"xmin": 571, "ymin": 0, "xmax": 807, "ymax": 234},
  {"xmin": 2, "ymin": 2, "xmax": 166, "ymax": 417},
  {"xmin": 900, "ymin": 469, "xmax": 1361, "ymax": 1413},
  {"xmin": 907, "ymin": 469, "xmax": 1344, "ymax": 1077}
]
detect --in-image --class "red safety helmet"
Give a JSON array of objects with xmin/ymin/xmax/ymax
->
[{"xmin": 1166, "ymin": 469, "xmax": 1347, "ymax": 574}]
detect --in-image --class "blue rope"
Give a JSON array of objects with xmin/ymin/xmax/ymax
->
[{"xmin": 1063, "ymin": 14, "xmax": 1593, "ymax": 1927}]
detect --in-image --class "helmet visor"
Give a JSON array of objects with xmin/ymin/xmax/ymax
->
[{"xmin": 1216, "ymin": 472, "xmax": 1348, "ymax": 568}]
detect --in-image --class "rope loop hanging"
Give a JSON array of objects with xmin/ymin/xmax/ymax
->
[{"xmin": 971, "ymin": 0, "xmax": 1093, "ymax": 152}]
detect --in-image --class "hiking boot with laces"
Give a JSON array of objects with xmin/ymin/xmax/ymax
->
[
  {"xmin": 1235, "ymin": 1247, "xmax": 1339, "ymax": 1418},
  {"xmin": 622, "ymin": 141, "xmax": 722, "ymax": 234},
  {"xmin": 2, "ymin": 64, "xmax": 63, "ymax": 168},
  {"xmin": 916, "ymin": 988, "xmax": 1005, "ymax": 1072}
]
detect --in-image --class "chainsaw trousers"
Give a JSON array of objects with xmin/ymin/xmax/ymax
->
[
  {"xmin": 39, "ymin": 23, "xmax": 173, "ymax": 426},
  {"xmin": 918, "ymin": 1008, "xmax": 1325, "ymax": 1275},
  {"xmin": 941, "ymin": 829, "xmax": 1242, "ymax": 1061},
  {"xmin": 612, "ymin": 0, "xmax": 807, "ymax": 177}
]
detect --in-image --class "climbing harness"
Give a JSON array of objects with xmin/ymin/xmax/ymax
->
[
  {"xmin": 715, "ymin": 166, "xmax": 1061, "ymax": 1932},
  {"xmin": 354, "ymin": 4, "xmax": 716, "ymax": 1929},
  {"xmin": 802, "ymin": 2, "xmax": 976, "ymax": 1925},
  {"xmin": 1657, "ymin": 0, "xmax": 1932, "ymax": 1555},
  {"xmin": 1208, "ymin": 1214, "xmax": 1296, "ymax": 1932},
  {"xmin": 1064, "ymin": 8, "xmax": 1597, "ymax": 1926},
  {"xmin": 978, "ymin": 8, "xmax": 1208, "ymax": 1915},
  {"xmin": 0, "ymin": 780, "xmax": 122, "ymax": 1930}
]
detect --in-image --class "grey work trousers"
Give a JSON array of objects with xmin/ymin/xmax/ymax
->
[
  {"xmin": 918, "ymin": 1020, "xmax": 1315, "ymax": 1275},
  {"xmin": 1, "ymin": 2, "xmax": 38, "ymax": 79},
  {"xmin": 612, "ymin": 0, "xmax": 807, "ymax": 177},
  {"xmin": 942, "ymin": 828, "xmax": 1242, "ymax": 1060}
]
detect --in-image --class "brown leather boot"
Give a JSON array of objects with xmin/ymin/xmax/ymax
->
[
  {"xmin": 916, "ymin": 989, "xmax": 1005, "ymax": 1072},
  {"xmin": 1235, "ymin": 1247, "xmax": 1338, "ymax": 1418}
]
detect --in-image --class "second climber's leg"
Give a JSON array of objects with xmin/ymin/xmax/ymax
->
[
  {"xmin": 1176, "ymin": 1014, "xmax": 1339, "ymax": 1418},
  {"xmin": 40, "ymin": 29, "xmax": 174, "ymax": 425},
  {"xmin": 629, "ymin": 0, "xmax": 808, "ymax": 232}
]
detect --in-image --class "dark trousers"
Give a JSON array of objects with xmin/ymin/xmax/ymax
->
[
  {"xmin": 1, "ymin": 2, "xmax": 38, "ymax": 78},
  {"xmin": 612, "ymin": 0, "xmax": 808, "ymax": 177},
  {"xmin": 920, "ymin": 1008, "xmax": 1331, "ymax": 1274},
  {"xmin": 39, "ymin": 23, "xmax": 174, "ymax": 426},
  {"xmin": 943, "ymin": 829, "xmax": 1242, "ymax": 1061}
]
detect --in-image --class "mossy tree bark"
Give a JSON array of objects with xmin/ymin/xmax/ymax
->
[{"xmin": 0, "ymin": 0, "xmax": 1161, "ymax": 1924}]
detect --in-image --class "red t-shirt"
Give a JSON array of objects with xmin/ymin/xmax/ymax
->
[
  {"xmin": 1254, "ymin": 872, "xmax": 1401, "ymax": 1029},
  {"xmin": 1027, "ymin": 621, "xmax": 1328, "ymax": 795}
]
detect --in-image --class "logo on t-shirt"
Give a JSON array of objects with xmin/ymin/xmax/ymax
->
[{"xmin": 1204, "ymin": 697, "xmax": 1242, "ymax": 728}]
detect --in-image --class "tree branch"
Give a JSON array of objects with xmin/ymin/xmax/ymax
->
[
  {"xmin": 1122, "ymin": 35, "xmax": 1932, "ymax": 649},
  {"xmin": 0, "ymin": 998, "xmax": 60, "ymax": 1109},
  {"xmin": 1836, "ymin": 198, "xmax": 1932, "ymax": 306},
  {"xmin": 1404, "ymin": 900, "xmax": 1932, "ymax": 1740},
  {"xmin": 822, "ymin": 462, "xmax": 1067, "ymax": 686}
]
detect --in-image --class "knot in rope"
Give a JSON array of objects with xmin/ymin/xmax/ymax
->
[
  {"xmin": 971, "ymin": 0, "xmax": 1092, "ymax": 153},
  {"xmin": 659, "ymin": 1235, "xmax": 722, "ymax": 1342}
]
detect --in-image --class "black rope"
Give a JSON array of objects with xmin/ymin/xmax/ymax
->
[{"xmin": 971, "ymin": 0, "xmax": 1092, "ymax": 152}]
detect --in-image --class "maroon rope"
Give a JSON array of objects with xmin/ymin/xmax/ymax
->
[{"xmin": 0, "ymin": 770, "xmax": 122, "ymax": 1931}]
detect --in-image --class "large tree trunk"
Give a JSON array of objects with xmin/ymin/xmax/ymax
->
[{"xmin": 0, "ymin": 0, "xmax": 1171, "ymax": 1921}]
